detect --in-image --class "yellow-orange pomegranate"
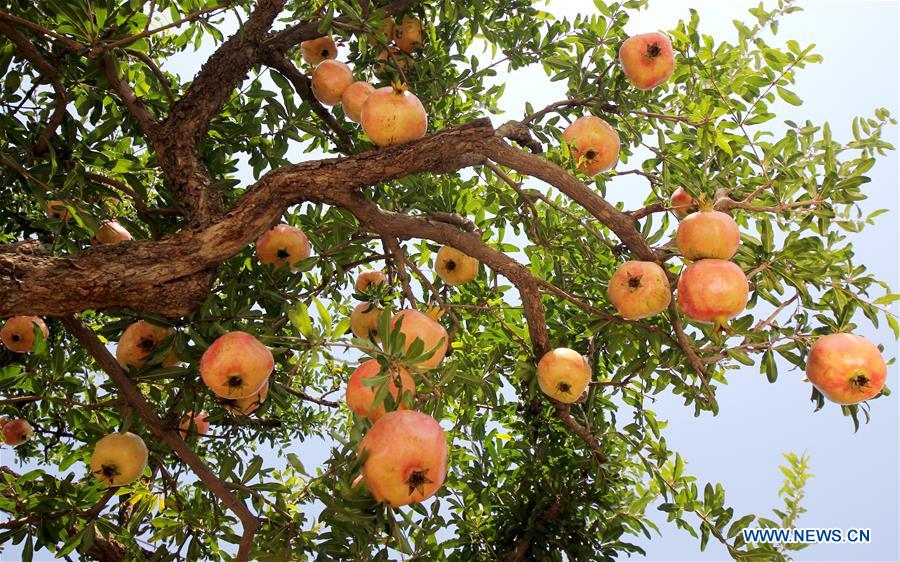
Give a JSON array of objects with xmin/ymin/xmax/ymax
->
[
  {"xmin": 116, "ymin": 320, "xmax": 178, "ymax": 370},
  {"xmin": 607, "ymin": 261, "xmax": 671, "ymax": 320},
  {"xmin": 178, "ymin": 411, "xmax": 210, "ymax": 439},
  {"xmin": 358, "ymin": 410, "xmax": 447, "ymax": 506},
  {"xmin": 300, "ymin": 35, "xmax": 337, "ymax": 66},
  {"xmin": 391, "ymin": 309, "xmax": 448, "ymax": 369},
  {"xmin": 1, "ymin": 316, "xmax": 48, "ymax": 353},
  {"xmin": 346, "ymin": 359, "xmax": 416, "ymax": 420},
  {"xmin": 342, "ymin": 81, "xmax": 376, "ymax": 123},
  {"xmin": 311, "ymin": 59, "xmax": 353, "ymax": 106},
  {"xmin": 360, "ymin": 85, "xmax": 427, "ymax": 147},
  {"xmin": 670, "ymin": 187, "xmax": 697, "ymax": 217},
  {"xmin": 536, "ymin": 347, "xmax": 591, "ymax": 403},
  {"xmin": 676, "ymin": 211, "xmax": 740, "ymax": 260},
  {"xmin": 91, "ymin": 220, "xmax": 132, "ymax": 245},
  {"xmin": 392, "ymin": 16, "xmax": 423, "ymax": 53},
  {"xmin": 355, "ymin": 270, "xmax": 387, "ymax": 293},
  {"xmin": 677, "ymin": 259, "xmax": 749, "ymax": 326},
  {"xmin": 2, "ymin": 419, "xmax": 34, "ymax": 446},
  {"xmin": 46, "ymin": 200, "xmax": 72, "ymax": 220},
  {"xmin": 806, "ymin": 333, "xmax": 887, "ymax": 404},
  {"xmin": 350, "ymin": 302, "xmax": 382, "ymax": 341},
  {"xmin": 256, "ymin": 224, "xmax": 310, "ymax": 269},
  {"xmin": 562, "ymin": 116, "xmax": 620, "ymax": 175}
]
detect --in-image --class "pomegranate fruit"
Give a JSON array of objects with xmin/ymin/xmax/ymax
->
[
  {"xmin": 300, "ymin": 36, "xmax": 337, "ymax": 66},
  {"xmin": 342, "ymin": 81, "xmax": 376, "ymax": 123},
  {"xmin": 360, "ymin": 85, "xmax": 427, "ymax": 147},
  {"xmin": 200, "ymin": 331, "xmax": 273, "ymax": 399},
  {"xmin": 1, "ymin": 316, "xmax": 48, "ymax": 353},
  {"xmin": 116, "ymin": 320, "xmax": 178, "ymax": 370},
  {"xmin": 670, "ymin": 187, "xmax": 697, "ymax": 217},
  {"xmin": 346, "ymin": 359, "xmax": 416, "ymax": 420},
  {"xmin": 676, "ymin": 211, "xmax": 740, "ymax": 261},
  {"xmin": 677, "ymin": 259, "xmax": 749, "ymax": 326},
  {"xmin": 619, "ymin": 32, "xmax": 676, "ymax": 90},
  {"xmin": 350, "ymin": 302, "xmax": 382, "ymax": 341},
  {"xmin": 2, "ymin": 419, "xmax": 34, "ymax": 446},
  {"xmin": 536, "ymin": 348, "xmax": 591, "ymax": 403},
  {"xmin": 561, "ymin": 116, "xmax": 620, "ymax": 175},
  {"xmin": 806, "ymin": 333, "xmax": 887, "ymax": 404},
  {"xmin": 435, "ymin": 246, "xmax": 478, "ymax": 286},
  {"xmin": 256, "ymin": 223, "xmax": 310, "ymax": 269},
  {"xmin": 391, "ymin": 309, "xmax": 448, "ymax": 369},
  {"xmin": 311, "ymin": 59, "xmax": 353, "ymax": 106},
  {"xmin": 359, "ymin": 410, "xmax": 448, "ymax": 506},
  {"xmin": 355, "ymin": 270, "xmax": 387, "ymax": 293},
  {"xmin": 607, "ymin": 261, "xmax": 672, "ymax": 320}
]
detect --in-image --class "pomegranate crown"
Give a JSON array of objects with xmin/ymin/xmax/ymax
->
[
  {"xmin": 391, "ymin": 81, "xmax": 409, "ymax": 94},
  {"xmin": 425, "ymin": 305, "xmax": 446, "ymax": 321}
]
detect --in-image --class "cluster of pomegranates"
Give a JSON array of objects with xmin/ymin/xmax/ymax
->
[
  {"xmin": 345, "ymin": 267, "xmax": 453, "ymax": 506},
  {"xmin": 303, "ymin": 21, "xmax": 427, "ymax": 147}
]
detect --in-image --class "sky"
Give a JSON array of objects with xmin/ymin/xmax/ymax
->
[{"xmin": 2, "ymin": 1, "xmax": 899, "ymax": 561}]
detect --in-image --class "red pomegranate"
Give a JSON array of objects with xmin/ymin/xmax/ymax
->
[
  {"xmin": 677, "ymin": 259, "xmax": 749, "ymax": 326},
  {"xmin": 806, "ymin": 333, "xmax": 887, "ymax": 404}
]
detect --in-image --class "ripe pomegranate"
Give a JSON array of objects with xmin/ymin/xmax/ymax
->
[
  {"xmin": 178, "ymin": 411, "xmax": 210, "ymax": 439},
  {"xmin": 200, "ymin": 331, "xmax": 273, "ymax": 399},
  {"xmin": 359, "ymin": 410, "xmax": 447, "ymax": 506},
  {"xmin": 342, "ymin": 81, "xmax": 375, "ymax": 123},
  {"xmin": 391, "ymin": 309, "xmax": 448, "ymax": 369},
  {"xmin": 2, "ymin": 419, "xmax": 34, "ymax": 446},
  {"xmin": 91, "ymin": 220, "xmax": 132, "ymax": 245},
  {"xmin": 300, "ymin": 36, "xmax": 337, "ymax": 66},
  {"xmin": 256, "ymin": 224, "xmax": 310, "ymax": 269},
  {"xmin": 561, "ymin": 116, "xmax": 620, "ymax": 175},
  {"xmin": 1, "ymin": 316, "xmax": 49, "ymax": 353},
  {"xmin": 607, "ymin": 261, "xmax": 671, "ymax": 320},
  {"xmin": 677, "ymin": 259, "xmax": 749, "ymax": 326},
  {"xmin": 311, "ymin": 59, "xmax": 353, "ymax": 106},
  {"xmin": 618, "ymin": 32, "xmax": 676, "ymax": 90},
  {"xmin": 536, "ymin": 348, "xmax": 591, "ymax": 403},
  {"xmin": 435, "ymin": 246, "xmax": 478, "ymax": 286},
  {"xmin": 91, "ymin": 432, "xmax": 147, "ymax": 487},
  {"xmin": 676, "ymin": 211, "xmax": 740, "ymax": 260},
  {"xmin": 375, "ymin": 47, "xmax": 412, "ymax": 75},
  {"xmin": 392, "ymin": 16, "xmax": 423, "ymax": 53},
  {"xmin": 346, "ymin": 359, "xmax": 416, "ymax": 420},
  {"xmin": 46, "ymin": 200, "xmax": 72, "ymax": 220},
  {"xmin": 355, "ymin": 270, "xmax": 387, "ymax": 293},
  {"xmin": 350, "ymin": 302, "xmax": 382, "ymax": 341},
  {"xmin": 806, "ymin": 333, "xmax": 887, "ymax": 404},
  {"xmin": 116, "ymin": 320, "xmax": 178, "ymax": 370},
  {"xmin": 670, "ymin": 187, "xmax": 697, "ymax": 217},
  {"xmin": 360, "ymin": 85, "xmax": 427, "ymax": 147}
]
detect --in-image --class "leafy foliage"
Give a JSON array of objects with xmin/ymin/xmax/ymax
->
[{"xmin": 0, "ymin": 0, "xmax": 895, "ymax": 560}]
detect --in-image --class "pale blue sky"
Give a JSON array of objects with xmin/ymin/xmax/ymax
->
[{"xmin": 2, "ymin": 2, "xmax": 898, "ymax": 561}]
